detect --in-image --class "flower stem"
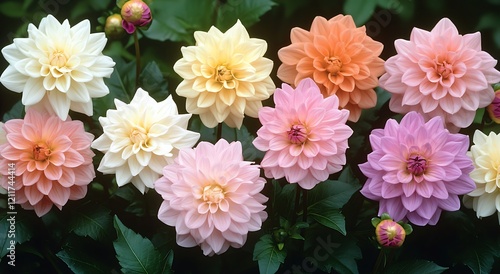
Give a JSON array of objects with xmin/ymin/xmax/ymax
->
[
  {"xmin": 302, "ymin": 188, "xmax": 308, "ymax": 222},
  {"xmin": 133, "ymin": 31, "xmax": 141, "ymax": 89},
  {"xmin": 216, "ymin": 123, "xmax": 223, "ymax": 140},
  {"xmin": 372, "ymin": 249, "xmax": 387, "ymax": 274}
]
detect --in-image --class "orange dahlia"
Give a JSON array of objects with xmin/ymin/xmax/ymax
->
[{"xmin": 277, "ymin": 15, "xmax": 385, "ymax": 121}]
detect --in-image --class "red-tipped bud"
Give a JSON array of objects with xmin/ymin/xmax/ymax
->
[
  {"xmin": 487, "ymin": 88, "xmax": 500, "ymax": 124},
  {"xmin": 375, "ymin": 219, "xmax": 406, "ymax": 248},
  {"xmin": 121, "ymin": 0, "xmax": 152, "ymax": 34}
]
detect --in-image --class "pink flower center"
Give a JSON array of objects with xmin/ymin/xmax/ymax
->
[
  {"xmin": 203, "ymin": 184, "xmax": 225, "ymax": 204},
  {"xmin": 325, "ymin": 56, "xmax": 342, "ymax": 74},
  {"xmin": 287, "ymin": 125, "xmax": 307, "ymax": 144},
  {"xmin": 406, "ymin": 155, "xmax": 427, "ymax": 176},
  {"xmin": 436, "ymin": 60, "xmax": 453, "ymax": 78},
  {"xmin": 33, "ymin": 143, "xmax": 51, "ymax": 161},
  {"xmin": 216, "ymin": 65, "xmax": 233, "ymax": 82}
]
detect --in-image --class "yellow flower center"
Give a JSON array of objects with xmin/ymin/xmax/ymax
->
[
  {"xmin": 130, "ymin": 127, "xmax": 150, "ymax": 148},
  {"xmin": 33, "ymin": 143, "xmax": 51, "ymax": 161},
  {"xmin": 216, "ymin": 65, "xmax": 233, "ymax": 82},
  {"xmin": 325, "ymin": 56, "xmax": 342, "ymax": 74},
  {"xmin": 50, "ymin": 50, "xmax": 68, "ymax": 68},
  {"xmin": 203, "ymin": 184, "xmax": 225, "ymax": 204}
]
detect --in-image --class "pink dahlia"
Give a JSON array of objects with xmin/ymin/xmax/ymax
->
[
  {"xmin": 380, "ymin": 18, "xmax": 500, "ymax": 131},
  {"xmin": 0, "ymin": 109, "xmax": 95, "ymax": 216},
  {"xmin": 359, "ymin": 112, "xmax": 475, "ymax": 226},
  {"xmin": 277, "ymin": 15, "xmax": 385, "ymax": 122},
  {"xmin": 155, "ymin": 139, "xmax": 268, "ymax": 256},
  {"xmin": 253, "ymin": 78, "xmax": 353, "ymax": 190}
]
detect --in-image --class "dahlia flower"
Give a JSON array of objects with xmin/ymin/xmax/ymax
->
[
  {"xmin": 253, "ymin": 78, "xmax": 353, "ymax": 190},
  {"xmin": 0, "ymin": 15, "xmax": 115, "ymax": 120},
  {"xmin": 173, "ymin": 20, "xmax": 275, "ymax": 129},
  {"xmin": 379, "ymin": 18, "xmax": 500, "ymax": 131},
  {"xmin": 463, "ymin": 130, "xmax": 500, "ymax": 223},
  {"xmin": 92, "ymin": 88, "xmax": 200, "ymax": 194},
  {"xmin": 0, "ymin": 109, "xmax": 95, "ymax": 217},
  {"xmin": 277, "ymin": 15, "xmax": 385, "ymax": 122},
  {"xmin": 155, "ymin": 139, "xmax": 268, "ymax": 256},
  {"xmin": 359, "ymin": 112, "xmax": 475, "ymax": 226}
]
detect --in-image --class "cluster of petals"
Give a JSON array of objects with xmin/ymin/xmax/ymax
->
[
  {"xmin": 277, "ymin": 15, "xmax": 385, "ymax": 122},
  {"xmin": 0, "ymin": 109, "xmax": 95, "ymax": 216},
  {"xmin": 253, "ymin": 78, "xmax": 353, "ymax": 189},
  {"xmin": 92, "ymin": 88, "xmax": 200, "ymax": 194},
  {"xmin": 155, "ymin": 139, "xmax": 268, "ymax": 256},
  {"xmin": 0, "ymin": 14, "xmax": 115, "ymax": 120},
  {"xmin": 486, "ymin": 90, "xmax": 500, "ymax": 123},
  {"xmin": 359, "ymin": 112, "xmax": 475, "ymax": 226},
  {"xmin": 173, "ymin": 20, "xmax": 275, "ymax": 129},
  {"xmin": 379, "ymin": 18, "xmax": 500, "ymax": 131},
  {"xmin": 463, "ymin": 130, "xmax": 500, "ymax": 224}
]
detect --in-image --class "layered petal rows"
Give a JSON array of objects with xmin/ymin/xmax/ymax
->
[
  {"xmin": 0, "ymin": 109, "xmax": 95, "ymax": 216},
  {"xmin": 253, "ymin": 78, "xmax": 353, "ymax": 189},
  {"xmin": 155, "ymin": 139, "xmax": 268, "ymax": 256},
  {"xmin": 0, "ymin": 15, "xmax": 115, "ymax": 120},
  {"xmin": 359, "ymin": 112, "xmax": 475, "ymax": 226},
  {"xmin": 92, "ymin": 88, "xmax": 200, "ymax": 193},
  {"xmin": 173, "ymin": 20, "xmax": 275, "ymax": 128},
  {"xmin": 380, "ymin": 18, "xmax": 500, "ymax": 131}
]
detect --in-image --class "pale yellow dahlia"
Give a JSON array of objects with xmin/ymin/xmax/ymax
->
[
  {"xmin": 173, "ymin": 20, "xmax": 275, "ymax": 128},
  {"xmin": 464, "ymin": 130, "xmax": 500, "ymax": 224}
]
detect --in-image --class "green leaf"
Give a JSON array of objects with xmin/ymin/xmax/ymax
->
[
  {"xmin": 68, "ymin": 204, "xmax": 113, "ymax": 242},
  {"xmin": 383, "ymin": 259, "xmax": 448, "ymax": 274},
  {"xmin": 308, "ymin": 208, "xmax": 346, "ymax": 235},
  {"xmin": 0, "ymin": 210, "xmax": 35, "ymax": 258},
  {"xmin": 56, "ymin": 235, "xmax": 114, "ymax": 274},
  {"xmin": 112, "ymin": 184, "xmax": 147, "ymax": 216},
  {"xmin": 462, "ymin": 238, "xmax": 500, "ymax": 274},
  {"xmin": 139, "ymin": 61, "xmax": 169, "ymax": 101},
  {"xmin": 253, "ymin": 234, "xmax": 287, "ymax": 274},
  {"xmin": 216, "ymin": 0, "xmax": 276, "ymax": 30},
  {"xmin": 343, "ymin": 0, "xmax": 378, "ymax": 26},
  {"xmin": 2, "ymin": 100, "xmax": 25, "ymax": 122},
  {"xmin": 307, "ymin": 180, "xmax": 361, "ymax": 210},
  {"xmin": 0, "ymin": 1, "xmax": 26, "ymax": 18},
  {"xmin": 321, "ymin": 237, "xmax": 362, "ymax": 274},
  {"xmin": 113, "ymin": 215, "xmax": 167, "ymax": 274},
  {"xmin": 142, "ymin": 0, "xmax": 217, "ymax": 43},
  {"xmin": 237, "ymin": 125, "xmax": 265, "ymax": 161}
]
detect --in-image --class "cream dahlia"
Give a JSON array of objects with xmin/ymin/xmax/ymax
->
[
  {"xmin": 253, "ymin": 78, "xmax": 353, "ymax": 190},
  {"xmin": 0, "ymin": 14, "xmax": 115, "ymax": 120},
  {"xmin": 464, "ymin": 130, "xmax": 500, "ymax": 224},
  {"xmin": 173, "ymin": 20, "xmax": 275, "ymax": 128},
  {"xmin": 0, "ymin": 109, "xmax": 95, "ymax": 216},
  {"xmin": 379, "ymin": 18, "xmax": 500, "ymax": 131},
  {"xmin": 155, "ymin": 139, "xmax": 268, "ymax": 256},
  {"xmin": 277, "ymin": 15, "xmax": 385, "ymax": 122},
  {"xmin": 92, "ymin": 88, "xmax": 200, "ymax": 194}
]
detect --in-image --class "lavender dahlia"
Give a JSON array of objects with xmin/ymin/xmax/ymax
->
[{"xmin": 359, "ymin": 112, "xmax": 475, "ymax": 226}]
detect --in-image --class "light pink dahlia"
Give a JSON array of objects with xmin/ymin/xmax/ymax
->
[
  {"xmin": 380, "ymin": 18, "xmax": 500, "ymax": 131},
  {"xmin": 155, "ymin": 139, "xmax": 268, "ymax": 256},
  {"xmin": 0, "ymin": 109, "xmax": 95, "ymax": 216},
  {"xmin": 253, "ymin": 78, "xmax": 353, "ymax": 190},
  {"xmin": 359, "ymin": 111, "xmax": 475, "ymax": 226}
]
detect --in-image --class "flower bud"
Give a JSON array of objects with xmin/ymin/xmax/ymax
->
[
  {"xmin": 105, "ymin": 14, "xmax": 125, "ymax": 39},
  {"xmin": 487, "ymin": 88, "xmax": 500, "ymax": 123},
  {"xmin": 375, "ymin": 219, "xmax": 406, "ymax": 248},
  {"xmin": 121, "ymin": 0, "xmax": 152, "ymax": 34}
]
